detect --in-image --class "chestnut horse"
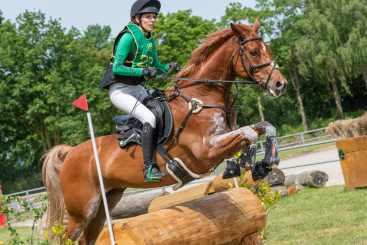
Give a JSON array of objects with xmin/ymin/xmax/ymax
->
[{"xmin": 40, "ymin": 19, "xmax": 287, "ymax": 244}]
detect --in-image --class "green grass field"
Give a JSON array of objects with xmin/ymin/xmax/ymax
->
[
  {"xmin": 267, "ymin": 185, "xmax": 367, "ymax": 245},
  {"xmin": 0, "ymin": 226, "xmax": 39, "ymax": 244}
]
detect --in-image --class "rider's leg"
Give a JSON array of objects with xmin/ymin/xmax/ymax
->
[
  {"xmin": 141, "ymin": 122, "xmax": 168, "ymax": 181},
  {"xmin": 109, "ymin": 84, "xmax": 167, "ymax": 181}
]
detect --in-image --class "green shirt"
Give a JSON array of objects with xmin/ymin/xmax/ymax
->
[{"xmin": 112, "ymin": 25, "xmax": 168, "ymax": 77}]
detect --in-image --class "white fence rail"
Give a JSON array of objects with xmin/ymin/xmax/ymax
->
[{"xmin": 5, "ymin": 127, "xmax": 338, "ymax": 210}]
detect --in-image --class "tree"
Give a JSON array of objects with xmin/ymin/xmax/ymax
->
[
  {"xmin": 293, "ymin": 0, "xmax": 367, "ymax": 119},
  {"xmin": 154, "ymin": 10, "xmax": 217, "ymax": 67},
  {"xmin": 338, "ymin": 0, "xmax": 367, "ymax": 92},
  {"xmin": 83, "ymin": 24, "xmax": 112, "ymax": 51}
]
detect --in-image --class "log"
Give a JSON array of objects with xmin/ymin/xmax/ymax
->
[
  {"xmin": 96, "ymin": 188, "xmax": 266, "ymax": 245},
  {"xmin": 111, "ymin": 191, "xmax": 169, "ymax": 219},
  {"xmin": 239, "ymin": 231, "xmax": 262, "ymax": 245},
  {"xmin": 211, "ymin": 172, "xmax": 256, "ymax": 193},
  {"xmin": 287, "ymin": 187, "xmax": 298, "ymax": 195},
  {"xmin": 148, "ymin": 182, "xmax": 212, "ymax": 213},
  {"xmin": 264, "ymin": 167, "xmax": 285, "ymax": 185},
  {"xmin": 284, "ymin": 170, "xmax": 329, "ymax": 189},
  {"xmin": 269, "ymin": 184, "xmax": 288, "ymax": 197}
]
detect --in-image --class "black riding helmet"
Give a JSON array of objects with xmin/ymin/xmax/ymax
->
[{"xmin": 131, "ymin": 0, "xmax": 161, "ymax": 33}]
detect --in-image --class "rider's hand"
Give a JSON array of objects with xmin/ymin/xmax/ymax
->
[
  {"xmin": 168, "ymin": 62, "xmax": 181, "ymax": 71},
  {"xmin": 141, "ymin": 67, "xmax": 157, "ymax": 78}
]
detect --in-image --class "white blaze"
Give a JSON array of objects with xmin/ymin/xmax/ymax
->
[{"xmin": 262, "ymin": 43, "xmax": 266, "ymax": 52}]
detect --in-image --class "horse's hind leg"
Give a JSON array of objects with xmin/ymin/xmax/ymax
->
[
  {"xmin": 63, "ymin": 189, "xmax": 102, "ymax": 242},
  {"xmin": 78, "ymin": 189, "xmax": 125, "ymax": 245}
]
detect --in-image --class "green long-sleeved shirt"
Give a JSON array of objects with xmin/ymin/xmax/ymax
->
[{"xmin": 112, "ymin": 32, "xmax": 168, "ymax": 77}]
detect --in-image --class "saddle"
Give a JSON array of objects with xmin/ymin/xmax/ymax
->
[{"xmin": 113, "ymin": 90, "xmax": 174, "ymax": 148}]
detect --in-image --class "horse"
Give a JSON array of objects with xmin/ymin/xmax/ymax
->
[{"xmin": 39, "ymin": 19, "xmax": 287, "ymax": 244}]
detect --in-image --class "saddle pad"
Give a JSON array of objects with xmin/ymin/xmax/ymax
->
[{"xmin": 118, "ymin": 91, "xmax": 174, "ymax": 148}]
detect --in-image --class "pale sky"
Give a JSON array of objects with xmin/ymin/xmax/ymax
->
[{"xmin": 0, "ymin": 0, "xmax": 257, "ymax": 37}]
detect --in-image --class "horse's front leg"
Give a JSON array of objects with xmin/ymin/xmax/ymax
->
[
  {"xmin": 206, "ymin": 125, "xmax": 259, "ymax": 160},
  {"xmin": 240, "ymin": 121, "xmax": 280, "ymax": 180}
]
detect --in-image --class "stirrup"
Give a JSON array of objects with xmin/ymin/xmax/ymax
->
[{"xmin": 144, "ymin": 165, "xmax": 167, "ymax": 182}]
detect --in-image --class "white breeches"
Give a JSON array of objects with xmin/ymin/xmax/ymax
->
[{"xmin": 109, "ymin": 83, "xmax": 156, "ymax": 128}]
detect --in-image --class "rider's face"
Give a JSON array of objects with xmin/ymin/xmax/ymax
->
[{"xmin": 137, "ymin": 13, "xmax": 157, "ymax": 33}]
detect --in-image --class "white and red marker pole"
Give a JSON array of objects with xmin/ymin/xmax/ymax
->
[{"xmin": 73, "ymin": 95, "xmax": 116, "ymax": 245}]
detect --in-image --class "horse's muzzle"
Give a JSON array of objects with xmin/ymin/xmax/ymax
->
[{"xmin": 267, "ymin": 78, "xmax": 286, "ymax": 97}]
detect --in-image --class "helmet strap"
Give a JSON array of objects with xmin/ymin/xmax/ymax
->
[{"xmin": 138, "ymin": 14, "xmax": 150, "ymax": 34}]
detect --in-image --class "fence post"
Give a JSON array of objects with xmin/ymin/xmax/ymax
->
[
  {"xmin": 215, "ymin": 168, "xmax": 220, "ymax": 177},
  {"xmin": 301, "ymin": 133, "xmax": 306, "ymax": 152},
  {"xmin": 233, "ymin": 177, "xmax": 239, "ymax": 188},
  {"xmin": 260, "ymin": 142, "xmax": 265, "ymax": 157}
]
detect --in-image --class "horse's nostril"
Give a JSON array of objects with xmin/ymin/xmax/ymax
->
[{"xmin": 276, "ymin": 81, "xmax": 283, "ymax": 88}]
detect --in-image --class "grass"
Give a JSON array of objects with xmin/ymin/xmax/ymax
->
[
  {"xmin": 0, "ymin": 226, "xmax": 39, "ymax": 244},
  {"xmin": 267, "ymin": 185, "xmax": 367, "ymax": 245}
]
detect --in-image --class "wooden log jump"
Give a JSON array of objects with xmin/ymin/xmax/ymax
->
[
  {"xmin": 111, "ymin": 191, "xmax": 169, "ymax": 219},
  {"xmin": 96, "ymin": 188, "xmax": 266, "ymax": 245}
]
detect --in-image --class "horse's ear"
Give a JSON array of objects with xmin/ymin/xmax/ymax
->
[
  {"xmin": 230, "ymin": 23, "xmax": 246, "ymax": 39},
  {"xmin": 253, "ymin": 18, "xmax": 260, "ymax": 34}
]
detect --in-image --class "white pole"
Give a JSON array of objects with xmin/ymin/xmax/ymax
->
[
  {"xmin": 87, "ymin": 110, "xmax": 116, "ymax": 245},
  {"xmin": 234, "ymin": 177, "xmax": 239, "ymax": 188}
]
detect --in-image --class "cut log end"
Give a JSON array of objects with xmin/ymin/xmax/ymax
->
[{"xmin": 287, "ymin": 187, "xmax": 298, "ymax": 195}]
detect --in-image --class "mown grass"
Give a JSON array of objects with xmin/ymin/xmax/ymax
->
[
  {"xmin": 0, "ymin": 226, "xmax": 39, "ymax": 244},
  {"xmin": 267, "ymin": 185, "xmax": 367, "ymax": 245}
]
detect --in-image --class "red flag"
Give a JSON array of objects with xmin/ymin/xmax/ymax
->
[
  {"xmin": 0, "ymin": 186, "xmax": 6, "ymax": 227},
  {"xmin": 73, "ymin": 94, "xmax": 89, "ymax": 111}
]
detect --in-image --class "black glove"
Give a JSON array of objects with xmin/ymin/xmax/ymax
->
[
  {"xmin": 168, "ymin": 62, "xmax": 181, "ymax": 71},
  {"xmin": 142, "ymin": 67, "xmax": 157, "ymax": 78}
]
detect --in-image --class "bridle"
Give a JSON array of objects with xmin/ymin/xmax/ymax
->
[
  {"xmin": 229, "ymin": 36, "xmax": 278, "ymax": 90},
  {"xmin": 149, "ymin": 34, "xmax": 280, "ymax": 157}
]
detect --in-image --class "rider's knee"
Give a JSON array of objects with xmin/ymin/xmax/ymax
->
[{"xmin": 143, "ymin": 113, "xmax": 156, "ymax": 129}]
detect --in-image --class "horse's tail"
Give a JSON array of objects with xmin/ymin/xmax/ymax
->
[{"xmin": 38, "ymin": 144, "xmax": 72, "ymax": 239}]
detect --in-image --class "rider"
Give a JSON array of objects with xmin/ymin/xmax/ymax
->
[{"xmin": 99, "ymin": 0, "xmax": 179, "ymax": 182}]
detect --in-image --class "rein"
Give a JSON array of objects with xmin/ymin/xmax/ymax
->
[{"xmin": 152, "ymin": 34, "xmax": 278, "ymax": 157}]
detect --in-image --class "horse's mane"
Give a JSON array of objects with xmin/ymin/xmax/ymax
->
[
  {"xmin": 175, "ymin": 29, "xmax": 233, "ymax": 78},
  {"xmin": 175, "ymin": 24, "xmax": 254, "ymax": 78}
]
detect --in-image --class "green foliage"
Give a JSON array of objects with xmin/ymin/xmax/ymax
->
[
  {"xmin": 83, "ymin": 24, "xmax": 112, "ymax": 51},
  {"xmin": 0, "ymin": 194, "xmax": 48, "ymax": 244},
  {"xmin": 154, "ymin": 10, "xmax": 217, "ymax": 66}
]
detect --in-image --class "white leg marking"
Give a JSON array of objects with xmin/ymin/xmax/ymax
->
[{"xmin": 210, "ymin": 126, "xmax": 258, "ymax": 147}]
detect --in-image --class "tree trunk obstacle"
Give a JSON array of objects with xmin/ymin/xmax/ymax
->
[
  {"xmin": 111, "ymin": 191, "xmax": 169, "ymax": 219},
  {"xmin": 96, "ymin": 188, "xmax": 266, "ymax": 245},
  {"xmin": 284, "ymin": 170, "xmax": 329, "ymax": 190},
  {"xmin": 264, "ymin": 167, "xmax": 285, "ymax": 186}
]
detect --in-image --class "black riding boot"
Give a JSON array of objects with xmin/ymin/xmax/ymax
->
[{"xmin": 142, "ymin": 122, "xmax": 168, "ymax": 182}]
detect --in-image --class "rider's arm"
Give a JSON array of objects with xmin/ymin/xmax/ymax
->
[
  {"xmin": 113, "ymin": 33, "xmax": 143, "ymax": 77},
  {"xmin": 151, "ymin": 42, "xmax": 169, "ymax": 75}
]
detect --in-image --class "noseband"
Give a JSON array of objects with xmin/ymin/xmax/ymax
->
[{"xmin": 229, "ymin": 37, "xmax": 278, "ymax": 90}]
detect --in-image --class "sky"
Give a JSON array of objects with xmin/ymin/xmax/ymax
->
[{"xmin": 0, "ymin": 0, "xmax": 257, "ymax": 37}]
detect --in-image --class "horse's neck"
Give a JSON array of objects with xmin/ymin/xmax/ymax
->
[{"xmin": 178, "ymin": 38, "xmax": 236, "ymax": 99}]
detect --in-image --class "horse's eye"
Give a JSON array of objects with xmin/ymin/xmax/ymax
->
[{"xmin": 250, "ymin": 50, "xmax": 258, "ymax": 57}]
